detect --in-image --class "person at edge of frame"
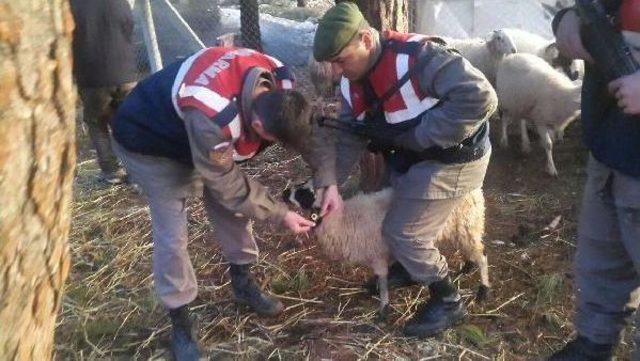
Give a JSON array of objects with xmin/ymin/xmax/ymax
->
[{"xmin": 548, "ymin": 0, "xmax": 640, "ymax": 360}]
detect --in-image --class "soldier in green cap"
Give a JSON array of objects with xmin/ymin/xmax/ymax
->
[{"xmin": 309, "ymin": 2, "xmax": 498, "ymax": 338}]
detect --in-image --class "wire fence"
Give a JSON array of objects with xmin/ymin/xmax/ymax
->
[{"xmin": 128, "ymin": 0, "xmax": 570, "ymax": 91}]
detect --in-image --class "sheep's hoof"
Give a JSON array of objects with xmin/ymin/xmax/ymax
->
[
  {"xmin": 459, "ymin": 261, "xmax": 477, "ymax": 275},
  {"xmin": 546, "ymin": 168, "xmax": 559, "ymax": 178},
  {"xmin": 499, "ymin": 139, "xmax": 509, "ymax": 148},
  {"xmin": 521, "ymin": 144, "xmax": 532, "ymax": 154},
  {"xmin": 376, "ymin": 305, "xmax": 390, "ymax": 323},
  {"xmin": 475, "ymin": 285, "xmax": 491, "ymax": 303}
]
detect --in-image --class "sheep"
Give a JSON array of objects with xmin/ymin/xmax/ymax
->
[
  {"xmin": 284, "ymin": 181, "xmax": 489, "ymax": 318},
  {"xmin": 491, "ymin": 28, "xmax": 584, "ymax": 80},
  {"xmin": 445, "ymin": 32, "xmax": 517, "ymax": 85},
  {"xmin": 496, "ymin": 53, "xmax": 581, "ymax": 177}
]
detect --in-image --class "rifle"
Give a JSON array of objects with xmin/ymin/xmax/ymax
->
[
  {"xmin": 315, "ymin": 115, "xmax": 406, "ymax": 152},
  {"xmin": 575, "ymin": 0, "xmax": 640, "ymax": 80},
  {"xmin": 315, "ymin": 115, "xmax": 489, "ymax": 170}
]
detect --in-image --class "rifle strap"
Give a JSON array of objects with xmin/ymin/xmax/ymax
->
[{"xmin": 362, "ymin": 37, "xmax": 438, "ymax": 119}]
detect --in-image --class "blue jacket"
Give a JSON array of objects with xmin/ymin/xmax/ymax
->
[
  {"xmin": 70, "ymin": 0, "xmax": 138, "ymax": 87},
  {"xmin": 111, "ymin": 60, "xmax": 193, "ymax": 164}
]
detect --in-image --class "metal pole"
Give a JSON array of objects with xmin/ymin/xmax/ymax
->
[
  {"xmin": 163, "ymin": 0, "xmax": 206, "ymax": 49},
  {"xmin": 139, "ymin": 0, "xmax": 163, "ymax": 72}
]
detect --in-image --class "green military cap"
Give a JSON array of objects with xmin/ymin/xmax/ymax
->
[{"xmin": 313, "ymin": 2, "xmax": 367, "ymax": 61}]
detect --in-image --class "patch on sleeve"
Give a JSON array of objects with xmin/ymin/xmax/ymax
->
[{"xmin": 209, "ymin": 142, "xmax": 234, "ymax": 168}]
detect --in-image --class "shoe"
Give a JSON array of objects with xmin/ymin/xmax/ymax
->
[
  {"xmin": 548, "ymin": 336, "xmax": 613, "ymax": 361},
  {"xmin": 403, "ymin": 277, "xmax": 466, "ymax": 338},
  {"xmin": 169, "ymin": 306, "xmax": 201, "ymax": 361},
  {"xmin": 365, "ymin": 262, "xmax": 418, "ymax": 295},
  {"xmin": 229, "ymin": 264, "xmax": 284, "ymax": 316}
]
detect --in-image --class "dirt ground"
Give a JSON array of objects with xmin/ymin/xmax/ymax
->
[{"xmin": 55, "ymin": 69, "xmax": 634, "ymax": 360}]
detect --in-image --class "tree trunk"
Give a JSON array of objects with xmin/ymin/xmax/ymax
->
[
  {"xmin": 336, "ymin": 0, "xmax": 408, "ymax": 32},
  {"xmin": 240, "ymin": 0, "xmax": 262, "ymax": 51},
  {"xmin": 0, "ymin": 0, "xmax": 76, "ymax": 359}
]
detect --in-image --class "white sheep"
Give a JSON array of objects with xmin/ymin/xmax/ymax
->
[
  {"xmin": 445, "ymin": 32, "xmax": 517, "ymax": 85},
  {"xmin": 284, "ymin": 183, "xmax": 489, "ymax": 317},
  {"xmin": 491, "ymin": 28, "xmax": 584, "ymax": 80},
  {"xmin": 496, "ymin": 53, "xmax": 581, "ymax": 176}
]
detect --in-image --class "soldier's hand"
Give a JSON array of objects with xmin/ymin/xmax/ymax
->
[
  {"xmin": 320, "ymin": 184, "xmax": 343, "ymax": 217},
  {"xmin": 609, "ymin": 70, "xmax": 640, "ymax": 115},
  {"xmin": 282, "ymin": 211, "xmax": 315, "ymax": 234}
]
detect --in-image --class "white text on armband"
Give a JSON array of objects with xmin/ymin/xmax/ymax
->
[{"xmin": 195, "ymin": 49, "xmax": 255, "ymax": 86}]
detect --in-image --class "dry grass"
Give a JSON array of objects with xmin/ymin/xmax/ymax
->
[{"xmin": 55, "ymin": 69, "xmax": 635, "ymax": 360}]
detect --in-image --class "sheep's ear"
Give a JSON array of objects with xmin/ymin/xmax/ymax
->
[{"xmin": 486, "ymin": 30, "xmax": 499, "ymax": 41}]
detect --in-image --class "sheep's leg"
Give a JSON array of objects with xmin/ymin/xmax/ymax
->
[
  {"xmin": 377, "ymin": 274, "xmax": 390, "ymax": 321},
  {"xmin": 469, "ymin": 249, "xmax": 491, "ymax": 302},
  {"xmin": 500, "ymin": 113, "xmax": 511, "ymax": 148},
  {"xmin": 537, "ymin": 125, "xmax": 558, "ymax": 177},
  {"xmin": 371, "ymin": 262, "xmax": 390, "ymax": 322},
  {"xmin": 459, "ymin": 261, "xmax": 476, "ymax": 275},
  {"xmin": 520, "ymin": 119, "xmax": 532, "ymax": 154},
  {"xmin": 556, "ymin": 128, "xmax": 565, "ymax": 142}
]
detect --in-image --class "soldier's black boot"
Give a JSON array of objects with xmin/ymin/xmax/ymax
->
[
  {"xmin": 548, "ymin": 336, "xmax": 613, "ymax": 361},
  {"xmin": 169, "ymin": 305, "xmax": 201, "ymax": 361},
  {"xmin": 229, "ymin": 264, "xmax": 284, "ymax": 316},
  {"xmin": 403, "ymin": 276, "xmax": 465, "ymax": 338},
  {"xmin": 365, "ymin": 262, "xmax": 418, "ymax": 294}
]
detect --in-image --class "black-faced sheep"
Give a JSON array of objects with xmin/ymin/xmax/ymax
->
[
  {"xmin": 496, "ymin": 53, "xmax": 581, "ymax": 176},
  {"xmin": 284, "ymin": 182, "xmax": 489, "ymax": 317}
]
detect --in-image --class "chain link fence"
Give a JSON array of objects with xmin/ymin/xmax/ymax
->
[{"xmin": 128, "ymin": 0, "xmax": 570, "ymax": 96}]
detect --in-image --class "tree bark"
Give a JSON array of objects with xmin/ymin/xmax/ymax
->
[
  {"xmin": 0, "ymin": 0, "xmax": 76, "ymax": 359},
  {"xmin": 240, "ymin": 0, "xmax": 262, "ymax": 51},
  {"xmin": 336, "ymin": 0, "xmax": 408, "ymax": 32}
]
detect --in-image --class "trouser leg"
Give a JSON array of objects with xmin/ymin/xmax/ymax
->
[
  {"xmin": 202, "ymin": 188, "xmax": 259, "ymax": 265},
  {"xmin": 623, "ymin": 205, "xmax": 640, "ymax": 359},
  {"xmin": 79, "ymin": 87, "xmax": 121, "ymax": 175},
  {"xmin": 613, "ymin": 168, "xmax": 640, "ymax": 356},
  {"xmin": 575, "ymin": 157, "xmax": 640, "ymax": 345},
  {"xmin": 200, "ymin": 189, "xmax": 283, "ymax": 316},
  {"xmin": 382, "ymin": 196, "xmax": 461, "ymax": 284},
  {"xmin": 113, "ymin": 141, "xmax": 200, "ymax": 309},
  {"xmin": 148, "ymin": 195, "xmax": 198, "ymax": 309}
]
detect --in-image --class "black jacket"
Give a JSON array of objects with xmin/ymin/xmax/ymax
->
[
  {"xmin": 70, "ymin": 0, "xmax": 139, "ymax": 87},
  {"xmin": 553, "ymin": 1, "xmax": 640, "ymax": 178}
]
